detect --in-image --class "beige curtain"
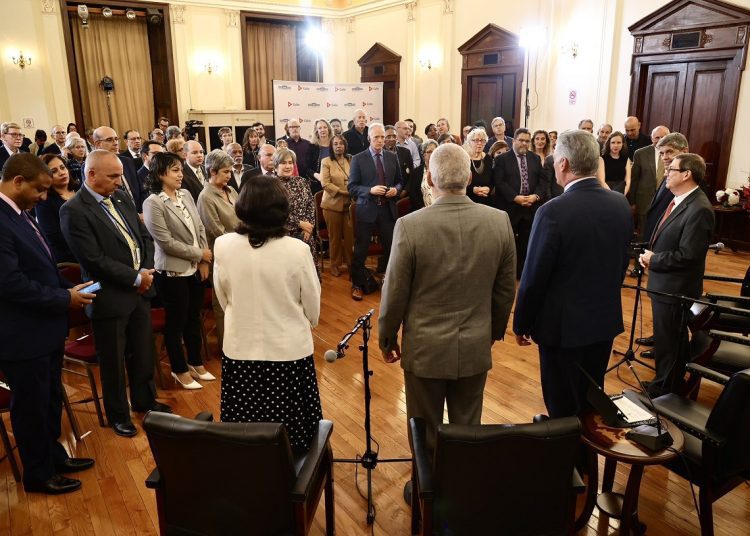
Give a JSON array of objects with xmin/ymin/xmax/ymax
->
[
  {"xmin": 246, "ymin": 22, "xmax": 298, "ymax": 110},
  {"xmin": 71, "ymin": 14, "xmax": 155, "ymax": 141}
]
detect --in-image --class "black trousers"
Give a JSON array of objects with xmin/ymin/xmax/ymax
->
[
  {"xmin": 155, "ymin": 273, "xmax": 204, "ymax": 374},
  {"xmin": 650, "ymin": 298, "xmax": 689, "ymax": 396},
  {"xmin": 0, "ymin": 351, "xmax": 69, "ymax": 485},
  {"xmin": 513, "ymin": 214, "xmax": 534, "ymax": 276},
  {"xmin": 92, "ymin": 296, "xmax": 157, "ymax": 423},
  {"xmin": 538, "ymin": 340, "xmax": 613, "ymax": 418},
  {"xmin": 351, "ymin": 205, "xmax": 395, "ymax": 287}
]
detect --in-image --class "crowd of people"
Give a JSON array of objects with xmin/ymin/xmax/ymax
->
[{"xmin": 0, "ymin": 108, "xmax": 714, "ymax": 500}]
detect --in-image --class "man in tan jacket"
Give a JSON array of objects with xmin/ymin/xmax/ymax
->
[{"xmin": 379, "ymin": 143, "xmax": 516, "ymax": 470}]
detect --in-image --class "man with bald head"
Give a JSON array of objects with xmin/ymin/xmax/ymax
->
[
  {"xmin": 624, "ymin": 116, "xmax": 651, "ymax": 156},
  {"xmin": 181, "ymin": 140, "xmax": 206, "ymax": 202},
  {"xmin": 344, "ymin": 109, "xmax": 369, "ymax": 155},
  {"xmin": 92, "ymin": 126, "xmax": 145, "ymax": 213},
  {"xmin": 629, "ymin": 125, "xmax": 670, "ymax": 240},
  {"xmin": 61, "ymin": 150, "xmax": 170, "ymax": 438}
]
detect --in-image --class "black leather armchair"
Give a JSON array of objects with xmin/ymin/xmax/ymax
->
[
  {"xmin": 684, "ymin": 330, "xmax": 750, "ymax": 398},
  {"xmin": 409, "ymin": 416, "xmax": 581, "ymax": 536},
  {"xmin": 694, "ymin": 265, "xmax": 750, "ymax": 335},
  {"xmin": 143, "ymin": 412, "xmax": 335, "ymax": 536},
  {"xmin": 627, "ymin": 365, "xmax": 750, "ymax": 536}
]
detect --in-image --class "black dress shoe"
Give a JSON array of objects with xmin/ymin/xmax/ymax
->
[
  {"xmin": 112, "ymin": 422, "xmax": 137, "ymax": 437},
  {"xmin": 403, "ymin": 480, "xmax": 412, "ymax": 505},
  {"xmin": 132, "ymin": 402, "xmax": 173, "ymax": 414},
  {"xmin": 636, "ymin": 335, "xmax": 655, "ymax": 346},
  {"xmin": 24, "ymin": 475, "xmax": 81, "ymax": 495},
  {"xmin": 55, "ymin": 458, "xmax": 95, "ymax": 474},
  {"xmin": 640, "ymin": 349, "xmax": 654, "ymax": 359}
]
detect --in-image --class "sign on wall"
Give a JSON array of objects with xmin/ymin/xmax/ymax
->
[{"xmin": 272, "ymin": 80, "xmax": 384, "ymax": 141}]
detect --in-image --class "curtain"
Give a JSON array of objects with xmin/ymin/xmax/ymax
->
[
  {"xmin": 71, "ymin": 14, "xmax": 155, "ymax": 140},
  {"xmin": 246, "ymin": 22, "xmax": 298, "ymax": 110}
]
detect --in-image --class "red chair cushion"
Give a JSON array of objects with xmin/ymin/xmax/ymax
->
[
  {"xmin": 64, "ymin": 335, "xmax": 97, "ymax": 363},
  {"xmin": 151, "ymin": 308, "xmax": 166, "ymax": 332}
]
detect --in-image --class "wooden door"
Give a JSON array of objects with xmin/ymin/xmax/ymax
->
[
  {"xmin": 359, "ymin": 43, "xmax": 401, "ymax": 126},
  {"xmin": 382, "ymin": 81, "xmax": 398, "ymax": 126},
  {"xmin": 640, "ymin": 63, "xmax": 687, "ymax": 131},
  {"xmin": 467, "ymin": 73, "xmax": 518, "ymax": 132}
]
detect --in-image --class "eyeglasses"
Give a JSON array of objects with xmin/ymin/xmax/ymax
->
[
  {"xmin": 128, "ymin": 136, "xmax": 142, "ymax": 141},
  {"xmin": 6, "ymin": 132, "xmax": 23, "ymax": 138},
  {"xmin": 666, "ymin": 167, "xmax": 684, "ymax": 173}
]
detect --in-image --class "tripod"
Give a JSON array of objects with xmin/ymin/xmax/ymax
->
[
  {"xmin": 608, "ymin": 263, "xmax": 655, "ymax": 373},
  {"xmin": 332, "ymin": 310, "xmax": 411, "ymax": 525}
]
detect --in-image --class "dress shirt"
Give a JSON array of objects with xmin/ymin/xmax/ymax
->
[
  {"xmin": 0, "ymin": 191, "xmax": 21, "ymax": 215},
  {"xmin": 672, "ymin": 185, "xmax": 700, "ymax": 209},
  {"xmin": 187, "ymin": 163, "xmax": 206, "ymax": 183},
  {"xmin": 397, "ymin": 137, "xmax": 421, "ymax": 167},
  {"xmin": 564, "ymin": 177, "xmax": 595, "ymax": 192}
]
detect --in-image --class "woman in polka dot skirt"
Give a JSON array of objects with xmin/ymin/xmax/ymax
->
[{"xmin": 213, "ymin": 175, "xmax": 323, "ymax": 453}]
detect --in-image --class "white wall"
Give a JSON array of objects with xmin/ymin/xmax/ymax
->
[{"xmin": 2, "ymin": 0, "xmax": 749, "ymax": 187}]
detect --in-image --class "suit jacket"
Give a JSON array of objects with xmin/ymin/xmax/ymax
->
[
  {"xmin": 647, "ymin": 188, "xmax": 714, "ymax": 303},
  {"xmin": 629, "ymin": 144, "xmax": 660, "ymax": 214},
  {"xmin": 492, "ymin": 150, "xmax": 547, "ymax": 222},
  {"xmin": 181, "ymin": 163, "xmax": 205, "ymax": 202},
  {"xmin": 119, "ymin": 149, "xmax": 143, "ymax": 170},
  {"xmin": 0, "ymin": 197, "xmax": 71, "ymax": 361},
  {"xmin": 34, "ymin": 190, "xmax": 76, "ymax": 263},
  {"xmin": 320, "ymin": 156, "xmax": 350, "ymax": 212},
  {"xmin": 118, "ymin": 155, "xmax": 146, "ymax": 213},
  {"xmin": 348, "ymin": 148, "xmax": 403, "ymax": 223},
  {"xmin": 143, "ymin": 191, "xmax": 208, "ymax": 273},
  {"xmin": 390, "ymin": 146, "xmax": 414, "ymax": 194},
  {"xmin": 60, "ymin": 186, "xmax": 155, "ymax": 320},
  {"xmin": 137, "ymin": 164, "xmax": 150, "ymax": 191},
  {"xmin": 227, "ymin": 164, "xmax": 253, "ymax": 193},
  {"xmin": 41, "ymin": 143, "xmax": 63, "ymax": 156},
  {"xmin": 543, "ymin": 154, "xmax": 563, "ymax": 199},
  {"xmin": 0, "ymin": 146, "xmax": 25, "ymax": 170},
  {"xmin": 643, "ymin": 180, "xmax": 674, "ymax": 244},
  {"xmin": 513, "ymin": 178, "xmax": 633, "ymax": 348},
  {"xmin": 343, "ymin": 126, "xmax": 369, "ymax": 155},
  {"xmin": 379, "ymin": 195, "xmax": 516, "ymax": 379}
]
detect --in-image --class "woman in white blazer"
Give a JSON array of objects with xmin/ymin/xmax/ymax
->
[
  {"xmin": 213, "ymin": 174, "xmax": 322, "ymax": 453},
  {"xmin": 143, "ymin": 152, "xmax": 215, "ymax": 390}
]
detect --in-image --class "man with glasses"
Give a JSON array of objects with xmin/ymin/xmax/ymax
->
[
  {"xmin": 492, "ymin": 127, "xmax": 547, "ymax": 275},
  {"xmin": 0, "ymin": 122, "xmax": 26, "ymax": 169},
  {"xmin": 639, "ymin": 152, "xmax": 713, "ymax": 396},
  {"xmin": 284, "ymin": 119, "xmax": 311, "ymax": 180},
  {"xmin": 92, "ymin": 126, "xmax": 145, "ymax": 214},
  {"xmin": 149, "ymin": 128, "xmax": 166, "ymax": 144},
  {"xmin": 120, "ymin": 130, "xmax": 143, "ymax": 169},
  {"xmin": 137, "ymin": 140, "xmax": 165, "ymax": 188},
  {"xmin": 41, "ymin": 125, "xmax": 67, "ymax": 156}
]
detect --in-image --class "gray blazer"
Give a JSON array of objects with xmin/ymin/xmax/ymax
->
[
  {"xmin": 143, "ymin": 190, "xmax": 208, "ymax": 273},
  {"xmin": 378, "ymin": 195, "xmax": 517, "ymax": 379},
  {"xmin": 629, "ymin": 144, "xmax": 660, "ymax": 214}
]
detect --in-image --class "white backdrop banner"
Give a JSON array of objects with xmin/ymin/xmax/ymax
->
[{"xmin": 272, "ymin": 80, "xmax": 384, "ymax": 141}]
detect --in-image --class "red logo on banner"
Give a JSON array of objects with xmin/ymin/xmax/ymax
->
[
  {"xmin": 335, "ymin": 87, "xmax": 345, "ymax": 92},
  {"xmin": 369, "ymin": 86, "xmax": 379, "ymax": 91}
]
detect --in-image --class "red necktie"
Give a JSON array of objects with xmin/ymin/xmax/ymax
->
[
  {"xmin": 375, "ymin": 153, "xmax": 386, "ymax": 185},
  {"xmin": 651, "ymin": 199, "xmax": 675, "ymax": 246},
  {"xmin": 23, "ymin": 211, "xmax": 52, "ymax": 259}
]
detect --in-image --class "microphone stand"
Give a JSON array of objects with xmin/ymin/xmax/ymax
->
[
  {"xmin": 331, "ymin": 309, "xmax": 412, "ymax": 525},
  {"xmin": 607, "ymin": 261, "xmax": 655, "ymax": 373}
]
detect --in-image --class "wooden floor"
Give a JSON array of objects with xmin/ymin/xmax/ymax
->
[{"xmin": 1, "ymin": 249, "xmax": 749, "ymax": 535}]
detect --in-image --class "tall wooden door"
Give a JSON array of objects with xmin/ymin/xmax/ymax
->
[
  {"xmin": 628, "ymin": 0, "xmax": 750, "ymax": 194},
  {"xmin": 459, "ymin": 24, "xmax": 523, "ymax": 134},
  {"xmin": 467, "ymin": 73, "xmax": 519, "ymax": 132},
  {"xmin": 358, "ymin": 43, "xmax": 401, "ymax": 126}
]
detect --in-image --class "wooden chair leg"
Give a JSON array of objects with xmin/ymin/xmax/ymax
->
[
  {"xmin": 699, "ymin": 485, "xmax": 715, "ymax": 536},
  {"xmin": 85, "ymin": 365, "xmax": 107, "ymax": 427},
  {"xmin": 0, "ymin": 416, "xmax": 21, "ymax": 482},
  {"xmin": 153, "ymin": 339, "xmax": 167, "ymax": 390},
  {"xmin": 60, "ymin": 382, "xmax": 83, "ymax": 440}
]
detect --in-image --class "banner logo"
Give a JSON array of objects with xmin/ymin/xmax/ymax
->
[
  {"xmin": 369, "ymin": 86, "xmax": 380, "ymax": 92},
  {"xmin": 351, "ymin": 86, "xmax": 364, "ymax": 92},
  {"xmin": 344, "ymin": 102, "xmax": 356, "ymax": 107},
  {"xmin": 298, "ymin": 85, "xmax": 310, "ymax": 91},
  {"xmin": 335, "ymin": 87, "xmax": 346, "ymax": 92},
  {"xmin": 277, "ymin": 84, "xmax": 293, "ymax": 90},
  {"xmin": 288, "ymin": 101, "xmax": 300, "ymax": 107},
  {"xmin": 308, "ymin": 102, "xmax": 321, "ymax": 107},
  {"xmin": 316, "ymin": 86, "xmax": 329, "ymax": 92},
  {"xmin": 362, "ymin": 101, "xmax": 374, "ymax": 107}
]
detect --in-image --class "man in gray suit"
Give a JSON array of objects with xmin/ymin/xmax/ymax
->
[
  {"xmin": 379, "ymin": 143, "xmax": 516, "ymax": 468},
  {"xmin": 628, "ymin": 125, "xmax": 670, "ymax": 240}
]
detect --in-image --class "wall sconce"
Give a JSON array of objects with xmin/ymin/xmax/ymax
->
[
  {"xmin": 12, "ymin": 51, "xmax": 31, "ymax": 70},
  {"xmin": 562, "ymin": 41, "xmax": 579, "ymax": 59},
  {"xmin": 418, "ymin": 47, "xmax": 439, "ymax": 71},
  {"xmin": 204, "ymin": 62, "xmax": 216, "ymax": 75},
  {"xmin": 418, "ymin": 57, "xmax": 432, "ymax": 70}
]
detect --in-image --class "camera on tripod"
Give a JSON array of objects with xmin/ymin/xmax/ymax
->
[{"xmin": 184, "ymin": 119, "xmax": 203, "ymax": 140}]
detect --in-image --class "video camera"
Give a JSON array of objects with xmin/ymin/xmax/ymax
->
[{"xmin": 184, "ymin": 119, "xmax": 203, "ymax": 140}]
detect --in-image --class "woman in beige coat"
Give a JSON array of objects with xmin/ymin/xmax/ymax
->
[{"xmin": 319, "ymin": 134, "xmax": 353, "ymax": 277}]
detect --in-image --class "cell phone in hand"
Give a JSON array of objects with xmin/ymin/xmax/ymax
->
[{"xmin": 81, "ymin": 282, "xmax": 101, "ymax": 293}]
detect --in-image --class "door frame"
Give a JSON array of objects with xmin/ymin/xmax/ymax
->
[{"xmin": 358, "ymin": 43, "xmax": 401, "ymax": 125}]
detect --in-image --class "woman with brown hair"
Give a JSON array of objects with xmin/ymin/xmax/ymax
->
[
  {"xmin": 241, "ymin": 128, "xmax": 261, "ymax": 168},
  {"xmin": 319, "ymin": 134, "xmax": 353, "ymax": 277},
  {"xmin": 36, "ymin": 154, "xmax": 77, "ymax": 263}
]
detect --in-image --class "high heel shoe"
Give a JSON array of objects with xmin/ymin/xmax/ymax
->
[
  {"xmin": 171, "ymin": 372, "xmax": 203, "ymax": 390},
  {"xmin": 188, "ymin": 365, "xmax": 216, "ymax": 381}
]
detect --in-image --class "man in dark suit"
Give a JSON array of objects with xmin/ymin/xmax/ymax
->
[
  {"xmin": 181, "ymin": 140, "xmax": 207, "ymax": 202},
  {"xmin": 226, "ymin": 142, "xmax": 253, "ymax": 192},
  {"xmin": 514, "ymin": 130, "xmax": 633, "ymax": 418},
  {"xmin": 0, "ymin": 122, "xmax": 27, "ymax": 169},
  {"xmin": 41, "ymin": 125, "xmax": 66, "ymax": 155},
  {"xmin": 343, "ymin": 109, "xmax": 370, "ymax": 155},
  {"xmin": 348, "ymin": 123, "xmax": 403, "ymax": 301},
  {"xmin": 493, "ymin": 128, "xmax": 547, "ymax": 275},
  {"xmin": 238, "ymin": 144, "xmax": 276, "ymax": 191},
  {"xmin": 137, "ymin": 140, "xmax": 165, "ymax": 189},
  {"xmin": 0, "ymin": 153, "xmax": 96, "ymax": 494},
  {"xmin": 60, "ymin": 150, "xmax": 170, "ymax": 438},
  {"xmin": 385, "ymin": 125, "xmax": 414, "ymax": 200},
  {"xmin": 628, "ymin": 126, "xmax": 670, "ymax": 240},
  {"xmin": 624, "ymin": 116, "xmax": 652, "ymax": 157},
  {"xmin": 484, "ymin": 116, "xmax": 514, "ymax": 153},
  {"xmin": 92, "ymin": 126, "xmax": 146, "ymax": 214},
  {"xmin": 119, "ymin": 130, "xmax": 144, "ymax": 170},
  {"xmin": 639, "ymin": 153, "xmax": 714, "ymax": 397}
]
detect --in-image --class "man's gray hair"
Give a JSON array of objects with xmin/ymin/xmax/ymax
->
[
  {"xmin": 555, "ymin": 130, "xmax": 600, "ymax": 177},
  {"xmin": 205, "ymin": 149, "xmax": 233, "ymax": 174},
  {"xmin": 657, "ymin": 132, "xmax": 688, "ymax": 151},
  {"xmin": 165, "ymin": 125, "xmax": 182, "ymax": 139},
  {"xmin": 429, "ymin": 143, "xmax": 470, "ymax": 191}
]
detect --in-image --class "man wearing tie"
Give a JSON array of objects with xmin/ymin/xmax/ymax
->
[
  {"xmin": 492, "ymin": 128, "xmax": 547, "ymax": 275},
  {"xmin": 92, "ymin": 126, "xmax": 146, "ymax": 214},
  {"xmin": 629, "ymin": 126, "xmax": 670, "ymax": 241},
  {"xmin": 0, "ymin": 153, "xmax": 96, "ymax": 494},
  {"xmin": 182, "ymin": 140, "xmax": 206, "ymax": 202},
  {"xmin": 60, "ymin": 150, "xmax": 171, "ymax": 438},
  {"xmin": 348, "ymin": 123, "xmax": 403, "ymax": 301},
  {"xmin": 639, "ymin": 153, "xmax": 714, "ymax": 396}
]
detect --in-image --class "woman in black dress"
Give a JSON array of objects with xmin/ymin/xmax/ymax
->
[
  {"xmin": 37, "ymin": 154, "xmax": 77, "ymax": 263},
  {"xmin": 597, "ymin": 131, "xmax": 631, "ymax": 195},
  {"xmin": 464, "ymin": 128, "xmax": 495, "ymax": 207}
]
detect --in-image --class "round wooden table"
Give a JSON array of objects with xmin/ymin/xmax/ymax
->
[{"xmin": 575, "ymin": 410, "xmax": 684, "ymax": 535}]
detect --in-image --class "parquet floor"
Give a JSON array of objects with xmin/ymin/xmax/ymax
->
[{"xmin": 1, "ymin": 249, "xmax": 749, "ymax": 535}]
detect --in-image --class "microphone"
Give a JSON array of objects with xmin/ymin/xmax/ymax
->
[
  {"xmin": 624, "ymin": 362, "xmax": 673, "ymax": 451},
  {"xmin": 708, "ymin": 242, "xmax": 725, "ymax": 252},
  {"xmin": 324, "ymin": 348, "xmax": 344, "ymax": 363}
]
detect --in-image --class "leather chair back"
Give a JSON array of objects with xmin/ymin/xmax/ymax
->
[
  {"xmin": 705, "ymin": 368, "xmax": 750, "ymax": 479},
  {"xmin": 431, "ymin": 416, "xmax": 581, "ymax": 535},
  {"xmin": 144, "ymin": 412, "xmax": 299, "ymax": 535}
]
